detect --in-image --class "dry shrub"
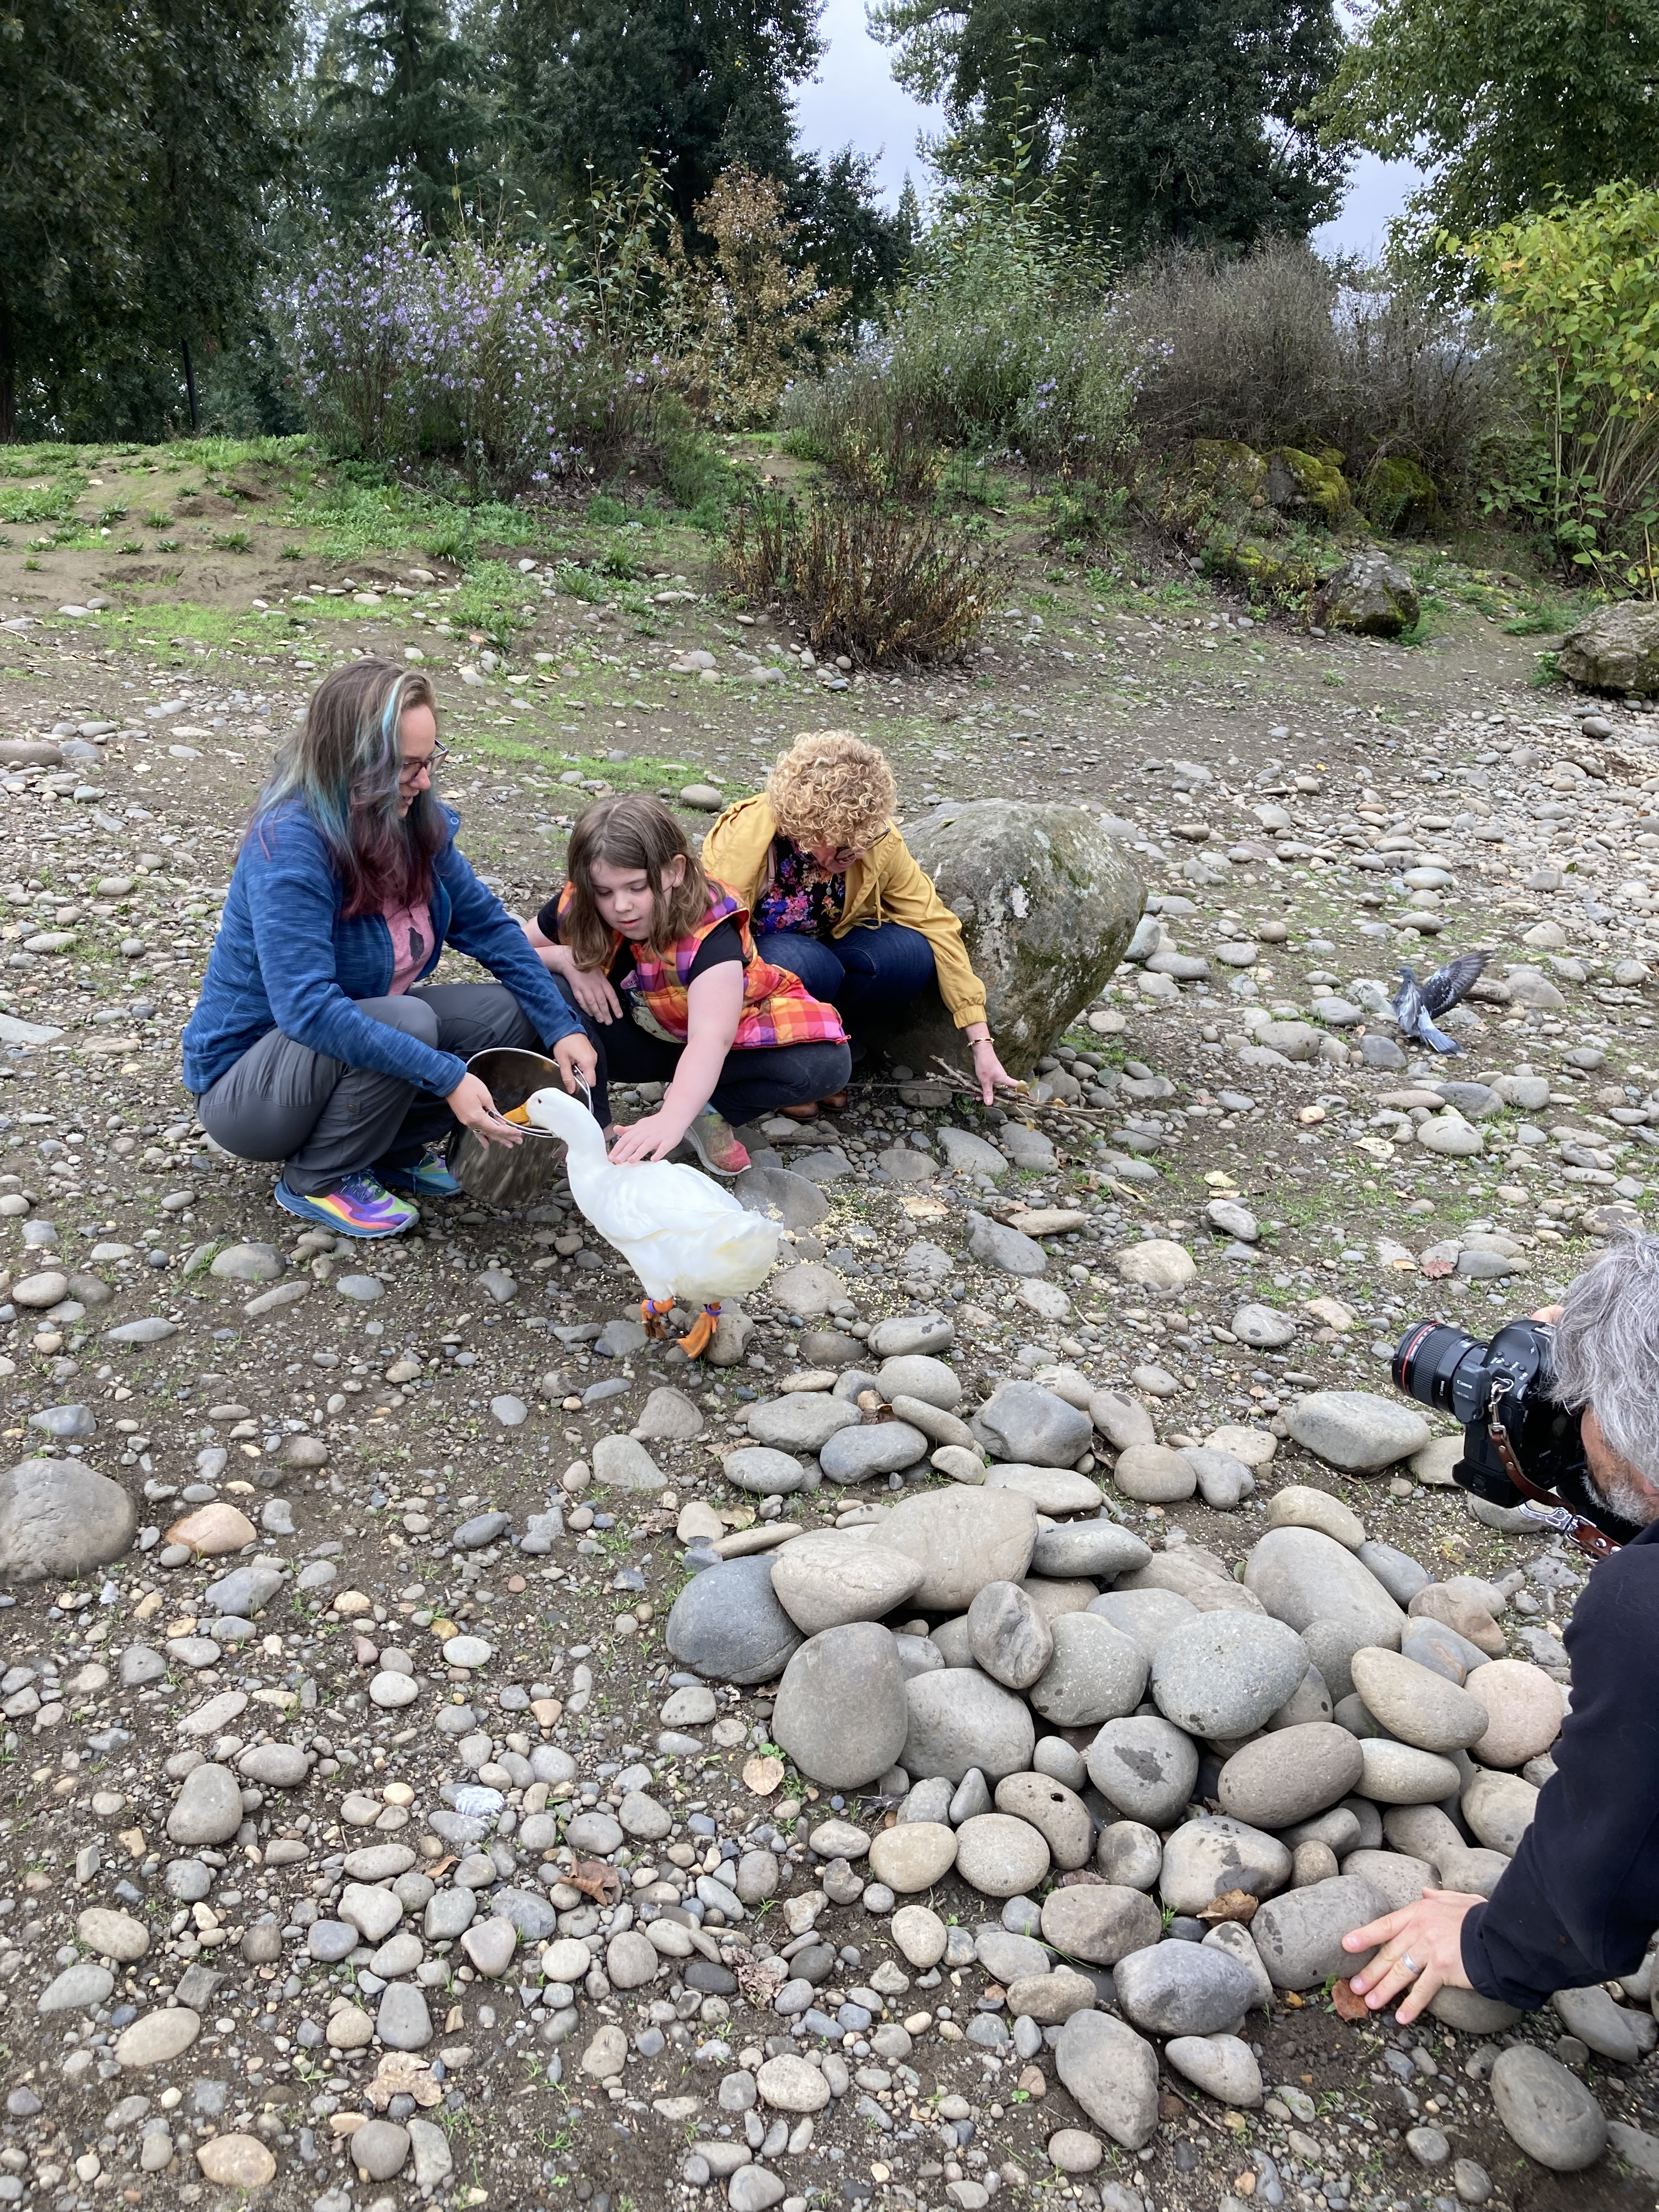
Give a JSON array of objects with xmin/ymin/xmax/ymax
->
[
  {"xmin": 780, "ymin": 362, "xmax": 942, "ymax": 498},
  {"xmin": 724, "ymin": 494, "xmax": 1007, "ymax": 667},
  {"xmin": 654, "ymin": 167, "xmax": 848, "ymax": 429},
  {"xmin": 1125, "ymin": 240, "xmax": 1511, "ymax": 491}
]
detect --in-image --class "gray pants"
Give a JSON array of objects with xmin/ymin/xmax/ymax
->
[{"xmin": 197, "ymin": 984, "xmax": 538, "ymax": 1195}]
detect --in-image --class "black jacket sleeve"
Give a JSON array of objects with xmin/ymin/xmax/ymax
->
[{"xmin": 1461, "ymin": 1522, "xmax": 1659, "ymax": 2008}]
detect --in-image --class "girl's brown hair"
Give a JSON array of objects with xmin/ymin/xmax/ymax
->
[
  {"xmin": 255, "ymin": 657, "xmax": 444, "ymax": 916},
  {"xmin": 562, "ymin": 793, "xmax": 713, "ymax": 970}
]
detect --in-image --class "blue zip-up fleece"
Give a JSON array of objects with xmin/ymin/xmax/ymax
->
[
  {"xmin": 1462, "ymin": 1516, "xmax": 1659, "ymax": 2007},
  {"xmin": 182, "ymin": 800, "xmax": 580, "ymax": 1100}
]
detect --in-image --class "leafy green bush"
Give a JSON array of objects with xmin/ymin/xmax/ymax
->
[
  {"xmin": 1459, "ymin": 183, "xmax": 1659, "ymax": 576},
  {"xmin": 724, "ymin": 492, "xmax": 1008, "ymax": 665}
]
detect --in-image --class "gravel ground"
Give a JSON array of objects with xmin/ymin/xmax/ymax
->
[{"xmin": 3, "ymin": 463, "xmax": 1659, "ymax": 2212}]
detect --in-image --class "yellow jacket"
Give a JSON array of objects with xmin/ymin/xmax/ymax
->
[{"xmin": 701, "ymin": 794, "xmax": 988, "ymax": 1030}]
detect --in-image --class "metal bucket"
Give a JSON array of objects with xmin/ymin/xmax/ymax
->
[{"xmin": 446, "ymin": 1046, "xmax": 574, "ymax": 1210}]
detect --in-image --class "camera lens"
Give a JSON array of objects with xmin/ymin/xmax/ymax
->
[{"xmin": 1393, "ymin": 1323, "xmax": 1492, "ymax": 1418}]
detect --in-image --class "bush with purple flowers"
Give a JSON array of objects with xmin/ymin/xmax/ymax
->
[{"xmin": 277, "ymin": 222, "xmax": 650, "ymax": 493}]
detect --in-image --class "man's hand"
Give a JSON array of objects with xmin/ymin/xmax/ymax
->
[
  {"xmin": 445, "ymin": 1071, "xmax": 523, "ymax": 1148},
  {"xmin": 608, "ymin": 1110, "xmax": 690, "ymax": 1166},
  {"xmin": 1343, "ymin": 1891, "xmax": 1482, "ymax": 2023},
  {"xmin": 968, "ymin": 1035, "xmax": 1022, "ymax": 1107},
  {"xmin": 554, "ymin": 1034, "xmax": 599, "ymax": 1096}
]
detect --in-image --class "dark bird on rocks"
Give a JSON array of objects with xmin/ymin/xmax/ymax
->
[{"xmin": 1392, "ymin": 950, "xmax": 1491, "ymax": 1054}]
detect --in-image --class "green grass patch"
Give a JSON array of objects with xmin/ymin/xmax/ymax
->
[
  {"xmin": 89, "ymin": 600, "xmax": 247, "ymax": 651},
  {"xmin": 0, "ymin": 480, "xmax": 85, "ymax": 526}
]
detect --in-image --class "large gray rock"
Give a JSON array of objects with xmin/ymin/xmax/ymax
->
[
  {"xmin": 1089, "ymin": 1587, "xmax": 1198, "ymax": 1661},
  {"xmin": 1040, "ymin": 1883, "xmax": 1163, "ymax": 1965},
  {"xmin": 745, "ymin": 1395, "xmax": 860, "ymax": 1454},
  {"xmin": 0, "ymin": 1457, "xmax": 137, "ymax": 1582},
  {"xmin": 1114, "ymin": 1942, "xmax": 1262, "ymax": 2036},
  {"xmin": 1251, "ymin": 1874, "xmax": 1385, "ymax": 1990},
  {"xmin": 1151, "ymin": 1614, "xmax": 1308, "ymax": 1738},
  {"xmin": 665, "ymin": 1555, "xmax": 803, "ymax": 1684},
  {"xmin": 166, "ymin": 1763, "xmax": 244, "ymax": 1846},
  {"xmin": 1350, "ymin": 1647, "xmax": 1488, "ymax": 1754},
  {"xmin": 1559, "ymin": 600, "xmax": 1659, "ymax": 696},
  {"xmin": 1087, "ymin": 1716, "xmax": 1199, "ymax": 1827},
  {"xmin": 1309, "ymin": 549, "xmax": 1420, "ymax": 640},
  {"xmin": 770, "ymin": 1532, "xmax": 926, "ymax": 1634},
  {"xmin": 1029, "ymin": 1611, "xmax": 1148, "ymax": 1727},
  {"xmin": 1053, "ymin": 2010, "xmax": 1160, "ymax": 2151},
  {"xmin": 968, "ymin": 1580, "xmax": 1054, "ymax": 1689},
  {"xmin": 1218, "ymin": 1723, "xmax": 1364, "ymax": 1828},
  {"xmin": 1285, "ymin": 1392, "xmax": 1430, "ymax": 1472},
  {"xmin": 884, "ymin": 1487, "xmax": 1037, "ymax": 1610},
  {"xmin": 1244, "ymin": 1527, "xmax": 1406, "ymax": 1645},
  {"xmin": 898, "ymin": 800, "xmax": 1145, "ymax": 1076},
  {"xmin": 972, "ymin": 1383, "xmax": 1092, "ymax": 1468},
  {"xmin": 1158, "ymin": 1817, "xmax": 1291, "ymax": 1916},
  {"xmin": 773, "ymin": 1623, "xmax": 909, "ymax": 1790},
  {"xmin": 1032, "ymin": 1521, "xmax": 1152, "ymax": 1581},
  {"xmin": 902, "ymin": 1669, "xmax": 1035, "ymax": 1784},
  {"xmin": 1490, "ymin": 2045, "xmax": 1607, "ymax": 2170}
]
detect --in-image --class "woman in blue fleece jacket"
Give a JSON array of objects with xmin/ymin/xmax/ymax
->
[{"xmin": 182, "ymin": 658, "xmax": 596, "ymax": 1238}]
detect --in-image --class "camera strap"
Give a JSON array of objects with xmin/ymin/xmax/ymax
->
[{"xmin": 1485, "ymin": 1413, "xmax": 1621, "ymax": 1562}]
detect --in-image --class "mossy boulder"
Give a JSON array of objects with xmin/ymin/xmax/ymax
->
[
  {"xmin": 893, "ymin": 801, "xmax": 1146, "ymax": 1079},
  {"xmin": 1190, "ymin": 440, "xmax": 1268, "ymax": 504},
  {"xmin": 1359, "ymin": 457, "xmax": 1439, "ymax": 535},
  {"xmin": 1266, "ymin": 447, "xmax": 1353, "ymax": 528},
  {"xmin": 1559, "ymin": 602, "xmax": 1659, "ymax": 696},
  {"xmin": 1310, "ymin": 548, "xmax": 1420, "ymax": 638}
]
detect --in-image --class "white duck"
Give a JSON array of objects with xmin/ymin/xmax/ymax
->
[{"xmin": 521, "ymin": 1085, "xmax": 783, "ymax": 1358}]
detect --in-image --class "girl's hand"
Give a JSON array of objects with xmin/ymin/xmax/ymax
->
[
  {"xmin": 608, "ymin": 1110, "xmax": 691, "ymax": 1165},
  {"xmin": 1341, "ymin": 1891, "xmax": 1480, "ymax": 2024},
  {"xmin": 567, "ymin": 965, "xmax": 622, "ymax": 1022},
  {"xmin": 969, "ymin": 1034, "xmax": 1020, "ymax": 1107},
  {"xmin": 554, "ymin": 1034, "xmax": 599, "ymax": 1096}
]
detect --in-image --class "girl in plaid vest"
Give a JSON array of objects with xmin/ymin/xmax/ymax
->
[{"xmin": 525, "ymin": 793, "xmax": 850, "ymax": 1176}]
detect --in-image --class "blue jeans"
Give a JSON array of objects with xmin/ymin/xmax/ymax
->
[{"xmin": 758, "ymin": 923, "xmax": 936, "ymax": 1036}]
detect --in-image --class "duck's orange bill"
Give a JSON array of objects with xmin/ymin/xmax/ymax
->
[{"xmin": 500, "ymin": 1104, "xmax": 532, "ymax": 1126}]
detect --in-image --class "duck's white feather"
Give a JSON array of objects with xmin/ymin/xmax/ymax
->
[{"xmin": 522, "ymin": 1086, "xmax": 782, "ymax": 1309}]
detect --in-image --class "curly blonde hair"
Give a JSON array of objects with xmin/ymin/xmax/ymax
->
[{"xmin": 768, "ymin": 731, "xmax": 898, "ymax": 851}]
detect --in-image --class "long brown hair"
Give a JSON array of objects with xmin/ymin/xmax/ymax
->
[
  {"xmin": 562, "ymin": 793, "xmax": 714, "ymax": 970},
  {"xmin": 254, "ymin": 658, "xmax": 445, "ymax": 917}
]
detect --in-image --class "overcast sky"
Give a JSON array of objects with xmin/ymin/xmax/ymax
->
[{"xmin": 792, "ymin": 0, "xmax": 1421, "ymax": 256}]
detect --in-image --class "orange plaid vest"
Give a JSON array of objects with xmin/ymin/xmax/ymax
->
[{"xmin": 555, "ymin": 881, "xmax": 847, "ymax": 1049}]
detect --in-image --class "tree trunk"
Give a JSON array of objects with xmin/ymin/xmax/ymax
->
[
  {"xmin": 0, "ymin": 276, "xmax": 15, "ymax": 443},
  {"xmin": 182, "ymin": 336, "xmax": 199, "ymax": 433}
]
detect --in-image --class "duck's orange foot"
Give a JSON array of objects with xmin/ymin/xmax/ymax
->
[
  {"xmin": 676, "ymin": 1307, "xmax": 720, "ymax": 1360},
  {"xmin": 640, "ymin": 1295, "xmax": 675, "ymax": 1340}
]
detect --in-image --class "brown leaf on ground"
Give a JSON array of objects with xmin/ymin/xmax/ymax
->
[
  {"xmin": 1331, "ymin": 1977, "xmax": 1370, "ymax": 2021},
  {"xmin": 366, "ymin": 2054, "xmax": 442, "ymax": 2110},
  {"xmin": 1197, "ymin": 1889, "xmax": 1260, "ymax": 1925},
  {"xmin": 571, "ymin": 1859, "xmax": 622, "ymax": 1906},
  {"xmin": 1421, "ymin": 1259, "xmax": 1455, "ymax": 1279},
  {"xmin": 743, "ymin": 1754, "xmax": 785, "ymax": 1796},
  {"xmin": 734, "ymin": 1953, "xmax": 786, "ymax": 2006},
  {"xmin": 1056, "ymin": 1869, "xmax": 1108, "ymax": 1887}
]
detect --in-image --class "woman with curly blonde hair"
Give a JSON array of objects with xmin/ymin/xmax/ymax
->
[{"xmin": 702, "ymin": 731, "xmax": 1018, "ymax": 1113}]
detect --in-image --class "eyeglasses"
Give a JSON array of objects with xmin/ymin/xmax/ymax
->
[{"xmin": 399, "ymin": 740, "xmax": 450, "ymax": 781}]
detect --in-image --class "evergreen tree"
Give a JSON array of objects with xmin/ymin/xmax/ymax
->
[
  {"xmin": 873, "ymin": 0, "xmax": 1345, "ymax": 261},
  {"xmin": 312, "ymin": 0, "xmax": 498, "ymax": 232},
  {"xmin": 496, "ymin": 0, "xmax": 824, "ymax": 223},
  {"xmin": 0, "ymin": 0, "xmax": 295, "ymax": 438}
]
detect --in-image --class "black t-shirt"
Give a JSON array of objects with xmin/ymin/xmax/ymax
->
[{"xmin": 535, "ymin": 895, "xmax": 743, "ymax": 993}]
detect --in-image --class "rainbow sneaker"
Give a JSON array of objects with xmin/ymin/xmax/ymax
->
[
  {"xmin": 684, "ymin": 1107, "xmax": 749, "ymax": 1178},
  {"xmin": 274, "ymin": 1172, "xmax": 418, "ymax": 1239},
  {"xmin": 379, "ymin": 1150, "xmax": 462, "ymax": 1200}
]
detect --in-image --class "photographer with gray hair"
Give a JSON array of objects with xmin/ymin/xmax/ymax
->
[{"xmin": 1344, "ymin": 1233, "xmax": 1659, "ymax": 2023}]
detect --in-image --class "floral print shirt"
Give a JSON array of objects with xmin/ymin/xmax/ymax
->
[{"xmin": 753, "ymin": 837, "xmax": 845, "ymax": 943}]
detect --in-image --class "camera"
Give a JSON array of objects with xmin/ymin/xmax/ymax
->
[{"xmin": 1392, "ymin": 1318, "xmax": 1629, "ymax": 1554}]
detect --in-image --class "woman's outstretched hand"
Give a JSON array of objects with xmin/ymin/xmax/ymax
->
[
  {"xmin": 1341, "ymin": 1891, "xmax": 1480, "ymax": 2024},
  {"xmin": 445, "ymin": 1072, "xmax": 523, "ymax": 1147},
  {"xmin": 969, "ymin": 1034, "xmax": 1021, "ymax": 1107},
  {"xmin": 555, "ymin": 1035, "xmax": 599, "ymax": 1096}
]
